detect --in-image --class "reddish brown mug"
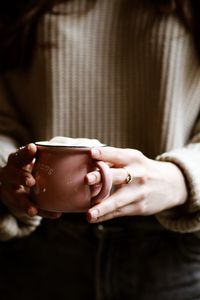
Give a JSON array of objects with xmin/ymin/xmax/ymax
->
[{"xmin": 30, "ymin": 142, "xmax": 112, "ymax": 212}]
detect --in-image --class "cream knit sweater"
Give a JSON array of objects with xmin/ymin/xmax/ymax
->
[{"xmin": 0, "ymin": 0, "xmax": 200, "ymax": 240}]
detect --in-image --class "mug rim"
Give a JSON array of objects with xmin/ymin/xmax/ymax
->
[{"xmin": 35, "ymin": 141, "xmax": 106, "ymax": 148}]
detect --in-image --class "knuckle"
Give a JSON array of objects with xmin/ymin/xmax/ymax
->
[
  {"xmin": 124, "ymin": 148, "xmax": 136, "ymax": 160},
  {"xmin": 15, "ymin": 185, "xmax": 25, "ymax": 194},
  {"xmin": 113, "ymin": 208, "xmax": 122, "ymax": 217},
  {"xmin": 124, "ymin": 149, "xmax": 145, "ymax": 162},
  {"xmin": 137, "ymin": 201, "xmax": 147, "ymax": 214},
  {"xmin": 113, "ymin": 149, "xmax": 124, "ymax": 162},
  {"xmin": 138, "ymin": 174, "xmax": 148, "ymax": 185},
  {"xmin": 134, "ymin": 150, "xmax": 145, "ymax": 162},
  {"xmin": 140, "ymin": 188, "xmax": 150, "ymax": 200}
]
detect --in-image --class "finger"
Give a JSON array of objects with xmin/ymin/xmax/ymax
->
[
  {"xmin": 90, "ymin": 147, "xmax": 144, "ymax": 166},
  {"xmin": 86, "ymin": 168, "xmax": 133, "ymax": 185},
  {"xmin": 5, "ymin": 170, "xmax": 36, "ymax": 190},
  {"xmin": 37, "ymin": 209, "xmax": 62, "ymax": 219},
  {"xmin": 8, "ymin": 143, "xmax": 37, "ymax": 168},
  {"xmin": 87, "ymin": 185, "xmax": 144, "ymax": 222},
  {"xmin": 19, "ymin": 170, "xmax": 36, "ymax": 188},
  {"xmin": 87, "ymin": 201, "xmax": 144, "ymax": 223},
  {"xmin": 22, "ymin": 162, "xmax": 35, "ymax": 172},
  {"xmin": 4, "ymin": 185, "xmax": 60, "ymax": 219},
  {"xmin": 85, "ymin": 170, "xmax": 101, "ymax": 185},
  {"xmin": 16, "ymin": 187, "xmax": 59, "ymax": 219},
  {"xmin": 14, "ymin": 185, "xmax": 38, "ymax": 216},
  {"xmin": 90, "ymin": 183, "xmax": 102, "ymax": 198},
  {"xmin": 16, "ymin": 187, "xmax": 38, "ymax": 215},
  {"xmin": 4, "ymin": 191, "xmax": 39, "ymax": 218}
]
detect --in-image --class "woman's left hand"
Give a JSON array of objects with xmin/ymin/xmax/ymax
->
[{"xmin": 86, "ymin": 147, "xmax": 188, "ymax": 223}]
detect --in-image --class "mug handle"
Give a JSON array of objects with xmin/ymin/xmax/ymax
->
[{"xmin": 92, "ymin": 161, "xmax": 112, "ymax": 202}]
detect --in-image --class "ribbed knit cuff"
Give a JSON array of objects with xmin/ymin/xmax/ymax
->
[
  {"xmin": 0, "ymin": 212, "xmax": 42, "ymax": 241},
  {"xmin": 155, "ymin": 145, "xmax": 200, "ymax": 233}
]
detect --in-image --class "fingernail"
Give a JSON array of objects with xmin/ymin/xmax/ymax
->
[
  {"xmin": 28, "ymin": 207, "xmax": 38, "ymax": 217},
  {"xmin": 89, "ymin": 209, "xmax": 99, "ymax": 221},
  {"xmin": 87, "ymin": 174, "xmax": 97, "ymax": 184},
  {"xmin": 27, "ymin": 143, "xmax": 36, "ymax": 152},
  {"xmin": 91, "ymin": 148, "xmax": 101, "ymax": 159}
]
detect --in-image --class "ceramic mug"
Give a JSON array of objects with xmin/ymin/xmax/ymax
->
[{"xmin": 30, "ymin": 142, "xmax": 112, "ymax": 212}]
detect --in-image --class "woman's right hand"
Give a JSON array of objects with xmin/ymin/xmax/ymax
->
[{"xmin": 0, "ymin": 143, "xmax": 61, "ymax": 219}]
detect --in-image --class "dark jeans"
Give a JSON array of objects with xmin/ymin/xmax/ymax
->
[{"xmin": 0, "ymin": 214, "xmax": 200, "ymax": 300}]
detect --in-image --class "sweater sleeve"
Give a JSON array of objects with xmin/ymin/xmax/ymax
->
[
  {"xmin": 155, "ymin": 114, "xmax": 200, "ymax": 233},
  {"xmin": 0, "ymin": 77, "xmax": 42, "ymax": 241}
]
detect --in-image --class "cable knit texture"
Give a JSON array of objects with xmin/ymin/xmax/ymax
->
[
  {"xmin": 156, "ymin": 144, "xmax": 200, "ymax": 232},
  {"xmin": 0, "ymin": 0, "xmax": 200, "ymax": 238},
  {"xmin": 0, "ymin": 213, "xmax": 42, "ymax": 241}
]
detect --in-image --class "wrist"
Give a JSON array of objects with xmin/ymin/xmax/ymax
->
[{"xmin": 167, "ymin": 161, "xmax": 188, "ymax": 206}]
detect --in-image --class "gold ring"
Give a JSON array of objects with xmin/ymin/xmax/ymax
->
[{"xmin": 124, "ymin": 166, "xmax": 133, "ymax": 184}]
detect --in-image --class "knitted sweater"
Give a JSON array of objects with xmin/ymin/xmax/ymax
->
[{"xmin": 0, "ymin": 0, "xmax": 200, "ymax": 240}]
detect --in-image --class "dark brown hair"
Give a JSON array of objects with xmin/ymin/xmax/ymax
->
[
  {"xmin": 0, "ymin": 0, "xmax": 59, "ymax": 71},
  {"xmin": 0, "ymin": 0, "xmax": 199, "ymax": 71},
  {"xmin": 157, "ymin": 0, "xmax": 200, "ymax": 59}
]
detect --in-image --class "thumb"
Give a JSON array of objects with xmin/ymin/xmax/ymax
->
[{"xmin": 8, "ymin": 143, "xmax": 37, "ymax": 167}]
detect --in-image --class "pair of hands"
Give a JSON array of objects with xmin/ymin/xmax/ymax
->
[{"xmin": 0, "ymin": 144, "xmax": 187, "ymax": 222}]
